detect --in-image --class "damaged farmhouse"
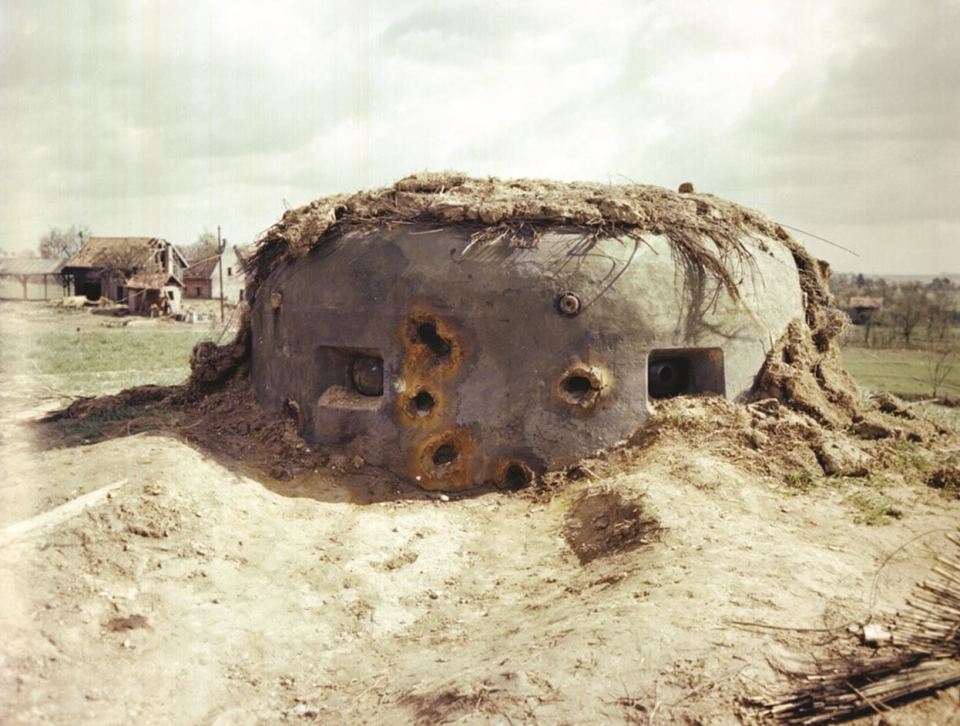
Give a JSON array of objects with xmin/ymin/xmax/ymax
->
[{"xmin": 239, "ymin": 174, "xmax": 820, "ymax": 491}]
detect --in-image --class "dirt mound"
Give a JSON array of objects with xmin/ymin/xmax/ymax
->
[
  {"xmin": 752, "ymin": 316, "xmax": 862, "ymax": 428},
  {"xmin": 562, "ymin": 485, "xmax": 661, "ymax": 564},
  {"xmin": 36, "ymin": 370, "xmax": 326, "ymax": 482},
  {"xmin": 183, "ymin": 372, "xmax": 327, "ymax": 480},
  {"xmin": 187, "ymin": 324, "xmax": 250, "ymax": 396},
  {"xmin": 534, "ymin": 394, "xmax": 954, "ymax": 502},
  {"xmin": 46, "ymin": 385, "xmax": 178, "ymax": 421},
  {"xmin": 117, "ymin": 489, "xmax": 182, "ymax": 539}
]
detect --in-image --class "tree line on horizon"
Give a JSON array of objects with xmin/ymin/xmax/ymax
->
[{"xmin": 830, "ymin": 272, "xmax": 957, "ymax": 349}]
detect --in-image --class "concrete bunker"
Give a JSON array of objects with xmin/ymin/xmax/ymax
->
[{"xmin": 246, "ymin": 174, "xmax": 808, "ymax": 491}]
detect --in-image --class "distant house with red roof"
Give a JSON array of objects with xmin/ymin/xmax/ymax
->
[{"xmin": 183, "ymin": 245, "xmax": 248, "ymax": 303}]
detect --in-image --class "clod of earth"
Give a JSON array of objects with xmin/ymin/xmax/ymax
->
[
  {"xmin": 105, "ymin": 614, "xmax": 148, "ymax": 633},
  {"xmin": 563, "ymin": 486, "xmax": 661, "ymax": 564},
  {"xmin": 927, "ymin": 465, "xmax": 960, "ymax": 496}
]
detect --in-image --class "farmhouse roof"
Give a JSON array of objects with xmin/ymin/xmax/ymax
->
[
  {"xmin": 184, "ymin": 256, "xmax": 220, "ymax": 280},
  {"xmin": 125, "ymin": 272, "xmax": 185, "ymax": 289},
  {"xmin": 0, "ymin": 258, "xmax": 64, "ymax": 275},
  {"xmin": 65, "ymin": 237, "xmax": 189, "ymax": 270},
  {"xmin": 849, "ymin": 296, "xmax": 883, "ymax": 309}
]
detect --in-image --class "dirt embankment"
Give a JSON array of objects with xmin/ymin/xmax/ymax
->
[{"xmin": 10, "ymin": 392, "xmax": 960, "ymax": 724}]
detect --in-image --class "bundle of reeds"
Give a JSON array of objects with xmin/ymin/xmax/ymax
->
[
  {"xmin": 894, "ymin": 532, "xmax": 960, "ymax": 658},
  {"xmin": 767, "ymin": 531, "xmax": 960, "ymax": 724}
]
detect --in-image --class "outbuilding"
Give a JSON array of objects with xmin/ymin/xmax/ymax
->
[
  {"xmin": 62, "ymin": 237, "xmax": 188, "ymax": 302},
  {"xmin": 848, "ymin": 296, "xmax": 883, "ymax": 325},
  {"xmin": 126, "ymin": 272, "xmax": 184, "ymax": 316},
  {"xmin": 183, "ymin": 246, "xmax": 248, "ymax": 302},
  {"xmin": 0, "ymin": 258, "xmax": 69, "ymax": 300}
]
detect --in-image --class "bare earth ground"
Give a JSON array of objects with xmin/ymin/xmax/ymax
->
[{"xmin": 1, "ymin": 301, "xmax": 959, "ymax": 725}]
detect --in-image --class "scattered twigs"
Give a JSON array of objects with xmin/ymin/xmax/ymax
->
[
  {"xmin": 765, "ymin": 530, "xmax": 960, "ymax": 723},
  {"xmin": 726, "ymin": 528, "xmax": 954, "ymax": 637}
]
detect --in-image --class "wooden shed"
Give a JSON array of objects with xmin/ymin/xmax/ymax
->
[
  {"xmin": 0, "ymin": 258, "xmax": 70, "ymax": 300},
  {"xmin": 126, "ymin": 272, "xmax": 184, "ymax": 316},
  {"xmin": 183, "ymin": 245, "xmax": 249, "ymax": 302}
]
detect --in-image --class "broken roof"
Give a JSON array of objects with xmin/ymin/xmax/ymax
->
[
  {"xmin": 849, "ymin": 296, "xmax": 883, "ymax": 309},
  {"xmin": 0, "ymin": 258, "xmax": 64, "ymax": 275},
  {"xmin": 126, "ymin": 272, "xmax": 184, "ymax": 289},
  {"xmin": 65, "ymin": 237, "xmax": 189, "ymax": 270}
]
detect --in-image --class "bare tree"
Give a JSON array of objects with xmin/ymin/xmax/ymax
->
[
  {"xmin": 926, "ymin": 290, "xmax": 956, "ymax": 342},
  {"xmin": 38, "ymin": 225, "xmax": 90, "ymax": 259},
  {"xmin": 919, "ymin": 346, "xmax": 957, "ymax": 399},
  {"xmin": 887, "ymin": 285, "xmax": 929, "ymax": 347},
  {"xmin": 181, "ymin": 230, "xmax": 218, "ymax": 262}
]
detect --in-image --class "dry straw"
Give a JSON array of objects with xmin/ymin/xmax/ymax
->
[{"xmin": 767, "ymin": 531, "xmax": 960, "ymax": 724}]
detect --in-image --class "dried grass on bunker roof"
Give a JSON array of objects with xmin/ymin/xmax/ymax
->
[{"xmin": 243, "ymin": 173, "xmax": 790, "ymax": 303}]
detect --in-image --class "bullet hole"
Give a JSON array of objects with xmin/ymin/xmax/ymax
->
[
  {"xmin": 558, "ymin": 367, "xmax": 604, "ymax": 409},
  {"xmin": 556, "ymin": 292, "xmax": 582, "ymax": 316},
  {"xmin": 432, "ymin": 443, "xmax": 458, "ymax": 466},
  {"xmin": 564, "ymin": 375, "xmax": 592, "ymax": 395},
  {"xmin": 502, "ymin": 462, "xmax": 534, "ymax": 490},
  {"xmin": 351, "ymin": 355, "xmax": 384, "ymax": 397},
  {"xmin": 412, "ymin": 389, "xmax": 435, "ymax": 415},
  {"xmin": 415, "ymin": 321, "xmax": 452, "ymax": 358},
  {"xmin": 417, "ymin": 429, "xmax": 476, "ymax": 487},
  {"xmin": 270, "ymin": 291, "xmax": 283, "ymax": 310}
]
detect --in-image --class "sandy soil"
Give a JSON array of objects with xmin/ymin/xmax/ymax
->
[{"xmin": 1, "ymin": 303, "xmax": 959, "ymax": 725}]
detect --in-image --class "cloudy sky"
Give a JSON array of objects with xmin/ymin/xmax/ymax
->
[{"xmin": 2, "ymin": 0, "xmax": 957, "ymax": 274}]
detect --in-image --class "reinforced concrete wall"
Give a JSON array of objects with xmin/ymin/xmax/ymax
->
[{"xmin": 250, "ymin": 224, "xmax": 803, "ymax": 490}]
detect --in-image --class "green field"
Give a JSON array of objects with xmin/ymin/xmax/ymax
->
[
  {"xmin": 3, "ymin": 323, "xmax": 215, "ymax": 375},
  {"xmin": 0, "ymin": 302, "xmax": 224, "ymax": 402},
  {"xmin": 840, "ymin": 346, "xmax": 960, "ymax": 399}
]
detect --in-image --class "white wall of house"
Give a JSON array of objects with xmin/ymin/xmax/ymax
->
[
  {"xmin": 218, "ymin": 258, "xmax": 245, "ymax": 302},
  {"xmin": 204, "ymin": 257, "xmax": 246, "ymax": 303}
]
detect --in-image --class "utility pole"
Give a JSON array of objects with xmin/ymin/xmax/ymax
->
[{"xmin": 217, "ymin": 225, "xmax": 226, "ymax": 322}]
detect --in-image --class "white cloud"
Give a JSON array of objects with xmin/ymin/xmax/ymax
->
[{"xmin": 1, "ymin": 0, "xmax": 957, "ymax": 274}]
